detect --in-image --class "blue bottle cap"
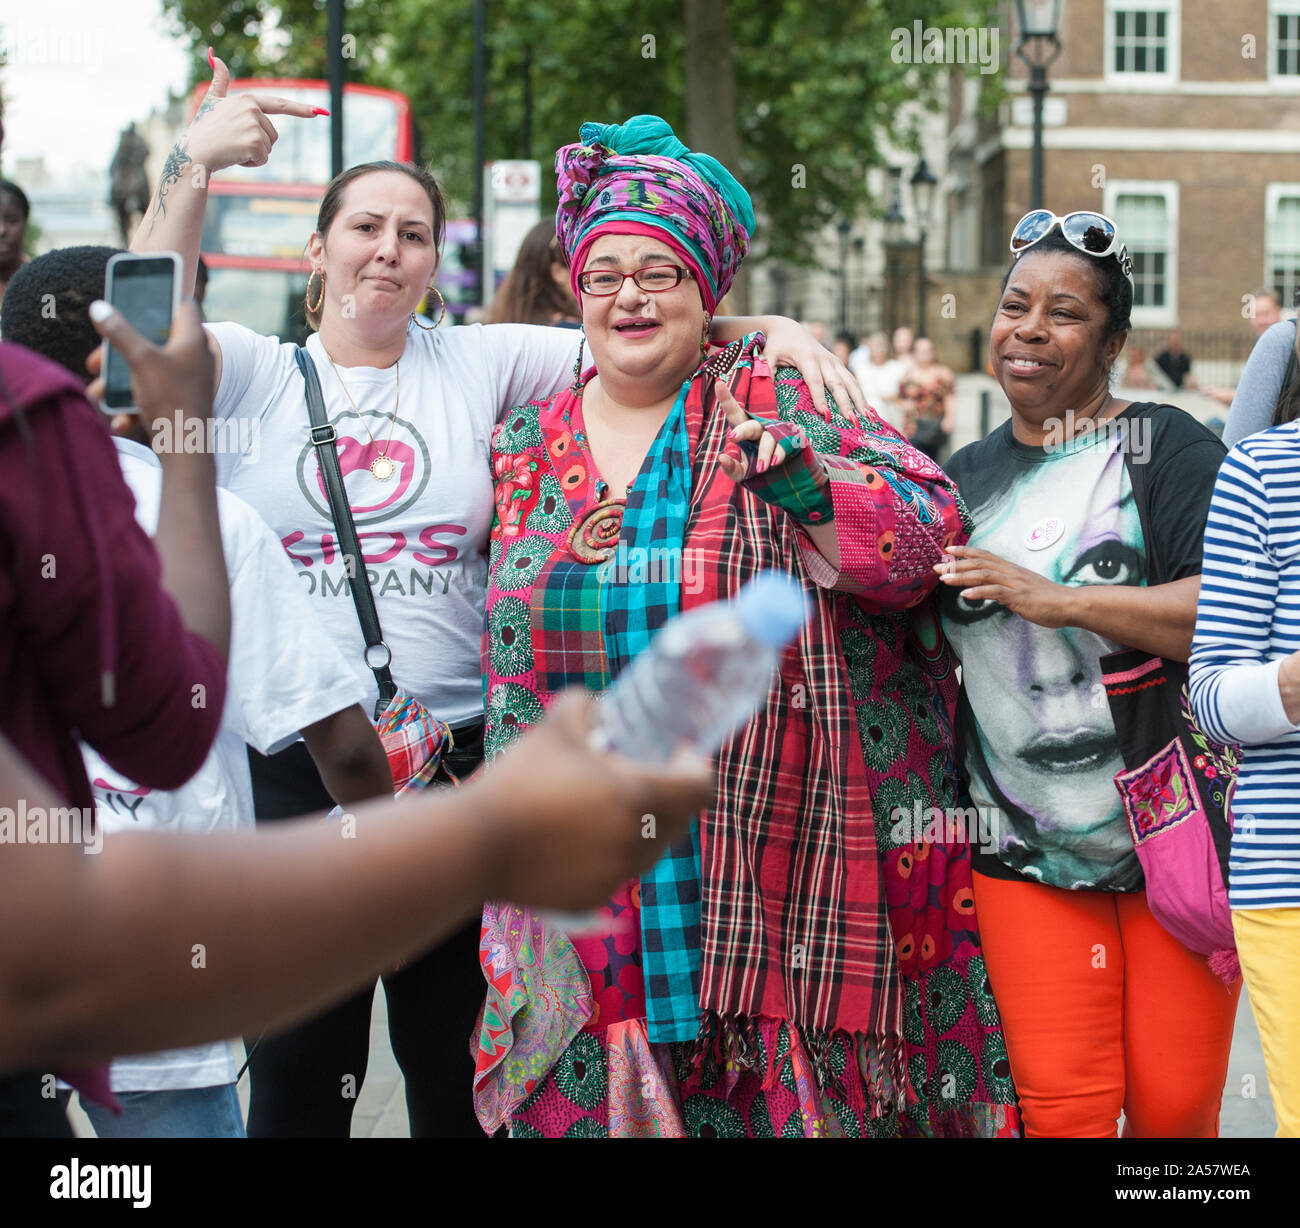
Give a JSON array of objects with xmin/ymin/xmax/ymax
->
[{"xmin": 733, "ymin": 571, "xmax": 810, "ymax": 648}]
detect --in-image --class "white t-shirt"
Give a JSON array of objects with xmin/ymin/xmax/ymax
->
[
  {"xmin": 206, "ymin": 319, "xmax": 582, "ymax": 725},
  {"xmin": 850, "ymin": 356, "xmax": 907, "ymax": 431},
  {"xmin": 81, "ymin": 438, "xmax": 371, "ymax": 1093}
]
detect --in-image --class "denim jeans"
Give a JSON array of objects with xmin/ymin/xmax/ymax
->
[{"xmin": 83, "ymin": 1084, "xmax": 245, "ymax": 1139}]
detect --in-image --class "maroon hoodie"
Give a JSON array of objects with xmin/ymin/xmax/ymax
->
[{"xmin": 0, "ymin": 340, "xmax": 226, "ymax": 811}]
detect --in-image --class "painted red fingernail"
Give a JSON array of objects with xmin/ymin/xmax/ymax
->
[
  {"xmin": 208, "ymin": 46, "xmax": 215, "ymax": 68},
  {"xmin": 312, "ymin": 106, "xmax": 330, "ymax": 116},
  {"xmin": 757, "ymin": 460, "xmax": 767, "ymax": 473}
]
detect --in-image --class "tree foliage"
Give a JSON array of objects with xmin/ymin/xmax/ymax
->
[{"xmin": 162, "ymin": 0, "xmax": 1001, "ymax": 266}]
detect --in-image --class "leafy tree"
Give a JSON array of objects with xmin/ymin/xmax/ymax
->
[{"xmin": 162, "ymin": 0, "xmax": 1001, "ymax": 274}]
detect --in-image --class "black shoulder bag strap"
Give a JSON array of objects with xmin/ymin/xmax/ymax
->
[
  {"xmin": 295, "ymin": 346, "xmax": 397, "ymax": 719},
  {"xmin": 1122, "ymin": 403, "xmax": 1164, "ymax": 587}
]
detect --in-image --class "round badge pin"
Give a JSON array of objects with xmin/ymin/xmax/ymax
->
[{"xmin": 1024, "ymin": 516, "xmax": 1064, "ymax": 551}]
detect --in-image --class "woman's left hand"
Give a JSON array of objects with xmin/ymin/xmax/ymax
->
[
  {"xmin": 756, "ymin": 317, "xmax": 864, "ymax": 423},
  {"xmin": 716, "ymin": 379, "xmax": 811, "ymax": 482},
  {"xmin": 935, "ymin": 545, "xmax": 1074, "ymax": 628}
]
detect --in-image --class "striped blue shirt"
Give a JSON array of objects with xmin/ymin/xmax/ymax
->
[{"xmin": 1189, "ymin": 421, "xmax": 1300, "ymax": 909}]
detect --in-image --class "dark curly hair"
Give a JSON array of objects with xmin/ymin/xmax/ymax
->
[
  {"xmin": 1000, "ymin": 229, "xmax": 1133, "ymax": 344},
  {"xmin": 0, "ymin": 245, "xmax": 120, "ymax": 382}
]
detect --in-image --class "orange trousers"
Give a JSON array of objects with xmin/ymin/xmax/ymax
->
[{"xmin": 972, "ymin": 871, "xmax": 1240, "ymax": 1138}]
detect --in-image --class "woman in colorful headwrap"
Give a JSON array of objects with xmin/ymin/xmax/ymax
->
[{"xmin": 472, "ymin": 116, "xmax": 1020, "ymax": 1139}]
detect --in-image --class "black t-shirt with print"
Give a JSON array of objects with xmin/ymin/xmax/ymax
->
[{"xmin": 940, "ymin": 402, "xmax": 1226, "ymax": 890}]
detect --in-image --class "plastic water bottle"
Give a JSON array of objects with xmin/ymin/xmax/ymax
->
[
  {"xmin": 592, "ymin": 570, "xmax": 811, "ymax": 761},
  {"xmin": 543, "ymin": 571, "xmax": 810, "ymax": 934}
]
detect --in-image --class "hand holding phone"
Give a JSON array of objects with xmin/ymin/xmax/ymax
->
[
  {"xmin": 87, "ymin": 297, "xmax": 215, "ymax": 439},
  {"xmin": 100, "ymin": 252, "xmax": 183, "ymax": 413}
]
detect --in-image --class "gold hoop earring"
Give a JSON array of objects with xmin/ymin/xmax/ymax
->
[
  {"xmin": 412, "ymin": 285, "xmax": 446, "ymax": 330},
  {"xmin": 305, "ymin": 268, "xmax": 325, "ymax": 315}
]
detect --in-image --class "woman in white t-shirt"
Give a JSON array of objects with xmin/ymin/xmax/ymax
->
[
  {"xmin": 849, "ymin": 331, "xmax": 906, "ymax": 432},
  {"xmin": 129, "ymin": 55, "xmax": 857, "ymax": 1138}
]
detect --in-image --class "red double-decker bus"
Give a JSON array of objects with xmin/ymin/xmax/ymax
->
[{"xmin": 190, "ymin": 79, "xmax": 429, "ymax": 341}]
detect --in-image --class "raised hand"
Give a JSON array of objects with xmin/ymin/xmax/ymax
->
[{"xmin": 187, "ymin": 49, "xmax": 325, "ymax": 175}]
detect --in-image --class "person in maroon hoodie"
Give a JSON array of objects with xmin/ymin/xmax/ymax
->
[
  {"xmin": 0, "ymin": 97, "xmax": 231, "ymax": 1132},
  {"xmin": 0, "ymin": 305, "xmax": 231, "ymax": 1137},
  {"xmin": 0, "ymin": 291, "xmax": 716, "ymax": 1142}
]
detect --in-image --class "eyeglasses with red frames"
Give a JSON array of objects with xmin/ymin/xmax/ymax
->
[{"xmin": 577, "ymin": 264, "xmax": 693, "ymax": 296}]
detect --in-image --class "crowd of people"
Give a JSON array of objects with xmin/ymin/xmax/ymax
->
[{"xmin": 1, "ymin": 53, "xmax": 1298, "ymax": 1142}]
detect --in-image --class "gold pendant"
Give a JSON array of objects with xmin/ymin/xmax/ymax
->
[{"xmin": 370, "ymin": 454, "xmax": 395, "ymax": 481}]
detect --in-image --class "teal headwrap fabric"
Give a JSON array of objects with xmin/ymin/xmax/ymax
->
[{"xmin": 556, "ymin": 114, "xmax": 754, "ymax": 310}]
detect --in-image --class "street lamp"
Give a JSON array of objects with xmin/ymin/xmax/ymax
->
[
  {"xmin": 836, "ymin": 216, "xmax": 852, "ymax": 338},
  {"xmin": 882, "ymin": 167, "xmax": 906, "ymax": 331},
  {"xmin": 769, "ymin": 263, "xmax": 788, "ymax": 318},
  {"xmin": 1014, "ymin": 0, "xmax": 1064, "ymax": 211},
  {"xmin": 910, "ymin": 158, "xmax": 937, "ymax": 337},
  {"xmin": 884, "ymin": 166, "xmax": 906, "ymax": 242}
]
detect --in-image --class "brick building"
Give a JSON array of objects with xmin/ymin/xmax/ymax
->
[{"xmin": 943, "ymin": 0, "xmax": 1300, "ymax": 372}]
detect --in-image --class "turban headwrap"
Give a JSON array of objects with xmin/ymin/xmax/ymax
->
[{"xmin": 555, "ymin": 115, "xmax": 755, "ymax": 314}]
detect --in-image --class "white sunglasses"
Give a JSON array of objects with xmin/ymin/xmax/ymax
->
[{"xmin": 1010, "ymin": 210, "xmax": 1134, "ymax": 283}]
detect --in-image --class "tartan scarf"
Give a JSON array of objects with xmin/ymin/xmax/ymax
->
[
  {"xmin": 545, "ymin": 336, "xmax": 898, "ymax": 1058},
  {"xmin": 680, "ymin": 339, "xmax": 899, "ymax": 1057},
  {"xmin": 599, "ymin": 379, "xmax": 704, "ymax": 1044}
]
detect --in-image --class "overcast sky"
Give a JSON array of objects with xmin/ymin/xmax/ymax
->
[{"xmin": 2, "ymin": 1, "xmax": 191, "ymax": 180}]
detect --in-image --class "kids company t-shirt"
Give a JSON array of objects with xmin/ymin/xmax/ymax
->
[
  {"xmin": 82, "ymin": 439, "xmax": 371, "ymax": 1092},
  {"xmin": 938, "ymin": 403, "xmax": 1224, "ymax": 891},
  {"xmin": 206, "ymin": 319, "xmax": 581, "ymax": 726}
]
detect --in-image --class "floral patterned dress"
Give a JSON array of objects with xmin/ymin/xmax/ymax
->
[{"xmin": 473, "ymin": 353, "xmax": 1020, "ymax": 1139}]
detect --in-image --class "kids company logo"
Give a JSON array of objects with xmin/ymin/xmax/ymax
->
[{"xmin": 296, "ymin": 410, "xmax": 432, "ymax": 526}]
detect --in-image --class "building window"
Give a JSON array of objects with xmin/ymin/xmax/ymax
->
[
  {"xmin": 1266, "ymin": 186, "xmax": 1300, "ymax": 310},
  {"xmin": 1114, "ymin": 9, "xmax": 1167, "ymax": 73},
  {"xmin": 1281, "ymin": 13, "xmax": 1300, "ymax": 75},
  {"xmin": 1272, "ymin": 3, "xmax": 1300, "ymax": 82},
  {"xmin": 1105, "ymin": 2, "xmax": 1179, "ymax": 85},
  {"xmin": 1105, "ymin": 181, "xmax": 1178, "ymax": 327}
]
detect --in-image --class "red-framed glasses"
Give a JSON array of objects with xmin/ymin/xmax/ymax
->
[{"xmin": 577, "ymin": 264, "xmax": 693, "ymax": 296}]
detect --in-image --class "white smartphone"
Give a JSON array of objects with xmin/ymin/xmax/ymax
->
[{"xmin": 101, "ymin": 251, "xmax": 183, "ymax": 413}]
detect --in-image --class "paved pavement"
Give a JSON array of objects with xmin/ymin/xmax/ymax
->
[
  {"xmin": 64, "ymin": 381, "xmax": 1273, "ymax": 1140},
  {"xmin": 348, "ymin": 982, "xmax": 1278, "ymax": 1137},
  {"xmin": 65, "ymin": 979, "xmax": 1275, "ymax": 1137}
]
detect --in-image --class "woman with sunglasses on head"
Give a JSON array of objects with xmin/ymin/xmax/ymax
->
[
  {"xmin": 126, "ymin": 54, "xmax": 858, "ymax": 1140},
  {"xmin": 934, "ymin": 210, "xmax": 1240, "ymax": 1138},
  {"xmin": 473, "ymin": 116, "xmax": 1019, "ymax": 1140}
]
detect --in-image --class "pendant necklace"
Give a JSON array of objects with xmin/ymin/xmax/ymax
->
[{"xmin": 327, "ymin": 351, "xmax": 401, "ymax": 481}]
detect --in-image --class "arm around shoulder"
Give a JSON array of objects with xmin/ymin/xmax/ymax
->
[{"xmin": 1224, "ymin": 320, "xmax": 1295, "ymax": 448}]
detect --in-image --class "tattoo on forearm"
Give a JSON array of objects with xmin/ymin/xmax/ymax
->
[
  {"xmin": 193, "ymin": 92, "xmax": 218, "ymax": 123},
  {"xmin": 146, "ymin": 137, "xmax": 192, "ymax": 235}
]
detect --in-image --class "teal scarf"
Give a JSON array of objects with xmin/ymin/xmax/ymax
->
[{"xmin": 600, "ymin": 380, "xmax": 703, "ymax": 1043}]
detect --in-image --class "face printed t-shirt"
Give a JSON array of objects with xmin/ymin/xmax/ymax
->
[
  {"xmin": 939, "ymin": 404, "xmax": 1223, "ymax": 892},
  {"xmin": 206, "ymin": 319, "xmax": 581, "ymax": 725}
]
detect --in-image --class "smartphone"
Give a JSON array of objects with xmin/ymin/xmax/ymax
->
[{"xmin": 101, "ymin": 252, "xmax": 183, "ymax": 412}]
